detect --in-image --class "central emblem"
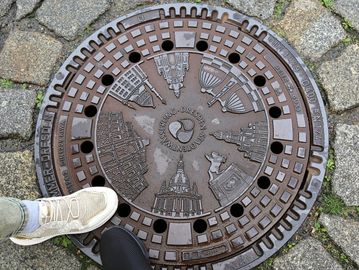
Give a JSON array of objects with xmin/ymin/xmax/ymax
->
[
  {"xmin": 168, "ymin": 118, "xmax": 194, "ymax": 143},
  {"xmin": 159, "ymin": 107, "xmax": 206, "ymax": 152}
]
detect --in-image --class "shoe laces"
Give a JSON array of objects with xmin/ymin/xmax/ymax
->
[{"xmin": 43, "ymin": 198, "xmax": 81, "ymax": 225}]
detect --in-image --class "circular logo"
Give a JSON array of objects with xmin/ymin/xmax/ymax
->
[
  {"xmin": 159, "ymin": 107, "xmax": 206, "ymax": 152},
  {"xmin": 168, "ymin": 118, "xmax": 195, "ymax": 143}
]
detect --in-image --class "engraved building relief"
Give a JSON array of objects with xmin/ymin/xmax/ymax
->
[
  {"xmin": 199, "ymin": 55, "xmax": 231, "ymax": 95},
  {"xmin": 97, "ymin": 112, "xmax": 149, "ymax": 200},
  {"xmin": 109, "ymin": 65, "xmax": 166, "ymax": 108},
  {"xmin": 206, "ymin": 152, "xmax": 253, "ymax": 207},
  {"xmin": 154, "ymin": 52, "xmax": 189, "ymax": 98},
  {"xmin": 199, "ymin": 55, "xmax": 264, "ymax": 114},
  {"xmin": 212, "ymin": 122, "xmax": 268, "ymax": 163},
  {"xmin": 199, "ymin": 59, "xmax": 249, "ymax": 114},
  {"xmin": 152, "ymin": 154, "xmax": 203, "ymax": 217}
]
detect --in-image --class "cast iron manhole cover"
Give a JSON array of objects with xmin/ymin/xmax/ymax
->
[{"xmin": 35, "ymin": 4, "xmax": 328, "ymax": 269}]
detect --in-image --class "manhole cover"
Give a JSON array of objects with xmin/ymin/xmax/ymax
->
[{"xmin": 35, "ymin": 4, "xmax": 328, "ymax": 269}]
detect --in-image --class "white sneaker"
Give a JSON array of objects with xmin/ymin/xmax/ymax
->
[{"xmin": 10, "ymin": 187, "xmax": 118, "ymax": 246}]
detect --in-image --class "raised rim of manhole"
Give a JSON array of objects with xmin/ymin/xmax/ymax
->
[{"xmin": 35, "ymin": 3, "xmax": 328, "ymax": 269}]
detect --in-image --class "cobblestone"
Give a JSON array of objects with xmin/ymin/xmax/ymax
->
[
  {"xmin": 318, "ymin": 44, "xmax": 359, "ymax": 111},
  {"xmin": 332, "ymin": 123, "xmax": 359, "ymax": 206},
  {"xmin": 226, "ymin": 0, "xmax": 277, "ymax": 20},
  {"xmin": 0, "ymin": 0, "xmax": 14, "ymax": 18},
  {"xmin": 112, "ymin": 0, "xmax": 151, "ymax": 15},
  {"xmin": 320, "ymin": 214, "xmax": 359, "ymax": 266},
  {"xmin": 0, "ymin": 240, "xmax": 82, "ymax": 270},
  {"xmin": 0, "ymin": 151, "xmax": 38, "ymax": 200},
  {"xmin": 0, "ymin": 30, "xmax": 63, "ymax": 86},
  {"xmin": 0, "ymin": 88, "xmax": 36, "ymax": 140},
  {"xmin": 333, "ymin": 0, "xmax": 359, "ymax": 32},
  {"xmin": 16, "ymin": 0, "xmax": 41, "ymax": 20},
  {"xmin": 36, "ymin": 0, "xmax": 110, "ymax": 40},
  {"xmin": 273, "ymin": 237, "xmax": 343, "ymax": 270},
  {"xmin": 276, "ymin": 0, "xmax": 346, "ymax": 60}
]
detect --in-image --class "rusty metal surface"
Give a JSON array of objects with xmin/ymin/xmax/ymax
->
[{"xmin": 35, "ymin": 4, "xmax": 328, "ymax": 269}]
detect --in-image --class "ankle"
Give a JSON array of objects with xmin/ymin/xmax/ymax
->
[{"xmin": 21, "ymin": 200, "xmax": 40, "ymax": 234}]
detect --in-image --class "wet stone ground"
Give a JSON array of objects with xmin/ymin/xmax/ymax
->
[{"xmin": 0, "ymin": 0, "xmax": 358, "ymax": 269}]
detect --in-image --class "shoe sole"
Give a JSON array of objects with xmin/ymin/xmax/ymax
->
[{"xmin": 10, "ymin": 187, "xmax": 118, "ymax": 246}]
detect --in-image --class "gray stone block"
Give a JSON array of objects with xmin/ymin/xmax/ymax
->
[
  {"xmin": 0, "ymin": 151, "xmax": 39, "ymax": 200},
  {"xmin": 332, "ymin": 124, "xmax": 359, "ymax": 206},
  {"xmin": 318, "ymin": 44, "xmax": 359, "ymax": 112},
  {"xmin": 0, "ymin": 0, "xmax": 14, "ymax": 18},
  {"xmin": 0, "ymin": 239, "xmax": 82, "ymax": 270},
  {"xmin": 226, "ymin": 0, "xmax": 277, "ymax": 20},
  {"xmin": 36, "ymin": 0, "xmax": 110, "ymax": 40},
  {"xmin": 16, "ymin": 0, "xmax": 41, "ymax": 20},
  {"xmin": 333, "ymin": 0, "xmax": 359, "ymax": 32},
  {"xmin": 0, "ymin": 88, "xmax": 36, "ymax": 140},
  {"xmin": 273, "ymin": 237, "xmax": 343, "ymax": 270},
  {"xmin": 0, "ymin": 30, "xmax": 63, "ymax": 86},
  {"xmin": 276, "ymin": 0, "xmax": 346, "ymax": 60},
  {"xmin": 112, "ymin": 0, "xmax": 152, "ymax": 15},
  {"xmin": 320, "ymin": 214, "xmax": 359, "ymax": 266}
]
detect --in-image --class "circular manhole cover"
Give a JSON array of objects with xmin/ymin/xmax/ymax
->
[{"xmin": 35, "ymin": 4, "xmax": 328, "ymax": 269}]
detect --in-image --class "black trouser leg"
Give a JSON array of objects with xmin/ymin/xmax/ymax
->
[{"xmin": 100, "ymin": 227, "xmax": 151, "ymax": 270}]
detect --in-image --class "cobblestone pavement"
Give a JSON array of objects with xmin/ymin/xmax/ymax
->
[{"xmin": 0, "ymin": 0, "xmax": 358, "ymax": 269}]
